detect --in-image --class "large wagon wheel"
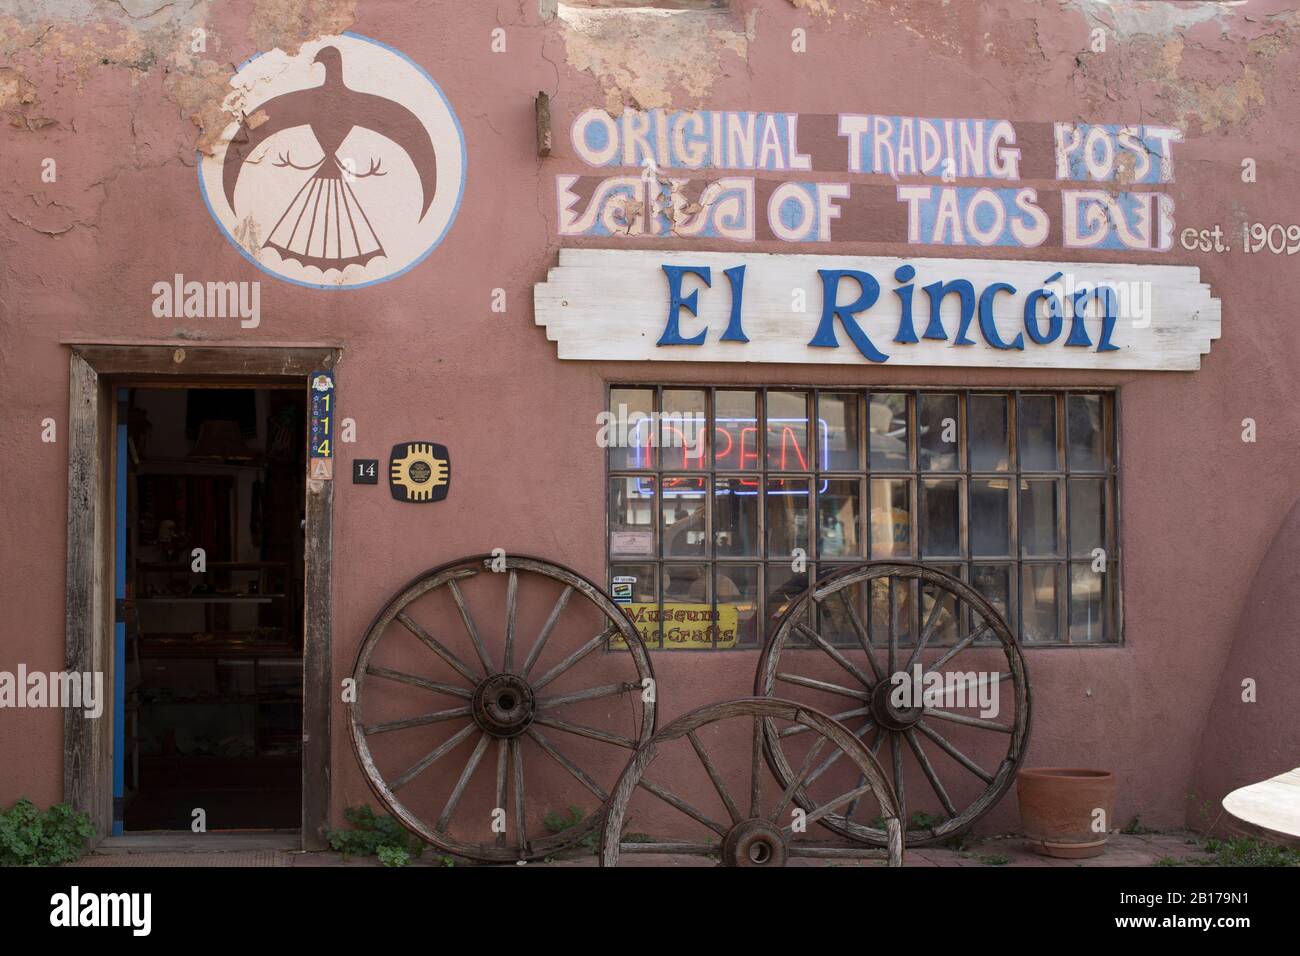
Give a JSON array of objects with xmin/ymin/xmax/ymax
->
[
  {"xmin": 600, "ymin": 698, "xmax": 903, "ymax": 867},
  {"xmin": 349, "ymin": 554, "xmax": 656, "ymax": 862},
  {"xmin": 756, "ymin": 562, "xmax": 1030, "ymax": 847}
]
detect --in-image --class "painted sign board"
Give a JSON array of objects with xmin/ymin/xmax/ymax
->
[
  {"xmin": 559, "ymin": 109, "xmax": 1185, "ymax": 251},
  {"xmin": 534, "ymin": 249, "xmax": 1220, "ymax": 371},
  {"xmin": 611, "ymin": 603, "xmax": 741, "ymax": 650}
]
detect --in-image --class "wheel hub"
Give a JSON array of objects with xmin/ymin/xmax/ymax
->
[
  {"xmin": 871, "ymin": 676, "xmax": 923, "ymax": 732},
  {"xmin": 472, "ymin": 673, "xmax": 536, "ymax": 738},
  {"xmin": 720, "ymin": 819, "xmax": 788, "ymax": 867}
]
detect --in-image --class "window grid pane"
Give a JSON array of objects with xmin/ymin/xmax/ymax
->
[{"xmin": 608, "ymin": 387, "xmax": 1118, "ymax": 648}]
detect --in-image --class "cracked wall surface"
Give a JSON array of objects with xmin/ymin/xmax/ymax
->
[{"xmin": 555, "ymin": 1, "xmax": 756, "ymax": 111}]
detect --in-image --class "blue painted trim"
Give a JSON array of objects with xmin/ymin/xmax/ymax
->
[
  {"xmin": 113, "ymin": 389, "xmax": 128, "ymax": 836},
  {"xmin": 197, "ymin": 32, "xmax": 467, "ymax": 291}
]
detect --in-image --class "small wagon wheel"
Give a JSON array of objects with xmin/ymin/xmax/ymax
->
[
  {"xmin": 349, "ymin": 554, "xmax": 656, "ymax": 862},
  {"xmin": 600, "ymin": 698, "xmax": 903, "ymax": 867},
  {"xmin": 756, "ymin": 562, "xmax": 1030, "ymax": 847}
]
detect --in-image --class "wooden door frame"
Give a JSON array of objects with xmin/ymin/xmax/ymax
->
[{"xmin": 63, "ymin": 341, "xmax": 341, "ymax": 850}]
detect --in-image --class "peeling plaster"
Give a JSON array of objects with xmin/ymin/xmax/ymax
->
[
  {"xmin": 556, "ymin": 4, "xmax": 755, "ymax": 111},
  {"xmin": 246, "ymin": 0, "xmax": 356, "ymax": 56},
  {"xmin": 0, "ymin": 0, "xmax": 358, "ymax": 153},
  {"xmin": 0, "ymin": 0, "xmax": 360, "ymax": 245},
  {"xmin": 1066, "ymin": 0, "xmax": 1241, "ymax": 39},
  {"xmin": 789, "ymin": 0, "xmax": 836, "ymax": 16},
  {"xmin": 786, "ymin": 0, "xmax": 972, "ymax": 54},
  {"xmin": 1068, "ymin": 9, "xmax": 1299, "ymax": 134}
]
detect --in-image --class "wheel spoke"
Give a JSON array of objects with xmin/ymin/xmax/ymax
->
[
  {"xmin": 365, "ymin": 664, "xmax": 473, "ymax": 699},
  {"xmin": 915, "ymin": 719, "xmax": 994, "ymax": 783},
  {"xmin": 638, "ymin": 777, "xmax": 729, "ymax": 836},
  {"xmin": 395, "ymin": 612, "xmax": 479, "ymax": 684},
  {"xmin": 390, "ymin": 723, "xmax": 477, "ymax": 793},
  {"xmin": 891, "ymin": 732, "xmax": 906, "ymax": 828},
  {"xmin": 749, "ymin": 715, "xmax": 763, "ymax": 818},
  {"xmin": 803, "ymin": 719, "xmax": 873, "ymax": 787},
  {"xmin": 869, "ymin": 725, "xmax": 886, "ymax": 757},
  {"xmin": 887, "ymin": 582, "xmax": 899, "ymax": 677},
  {"xmin": 770, "ymin": 735, "xmax": 828, "ymax": 823},
  {"xmin": 836, "ymin": 588, "xmax": 884, "ymax": 683},
  {"xmin": 619, "ymin": 841, "xmax": 715, "ymax": 855},
  {"xmin": 845, "ymin": 771, "xmax": 869, "ymax": 820},
  {"xmin": 789, "ymin": 844, "xmax": 892, "ymax": 859},
  {"xmin": 961, "ymin": 670, "xmax": 1013, "ymax": 689},
  {"xmin": 688, "ymin": 730, "xmax": 743, "ymax": 825},
  {"xmin": 511, "ymin": 737, "xmax": 526, "ymax": 856},
  {"xmin": 495, "ymin": 738, "xmax": 509, "ymax": 849},
  {"xmin": 533, "ymin": 715, "xmax": 636, "ymax": 749},
  {"xmin": 923, "ymin": 708, "xmax": 1012, "ymax": 733},
  {"xmin": 905, "ymin": 590, "xmax": 952, "ymax": 674},
  {"xmin": 941, "ymin": 670, "xmax": 1013, "ymax": 699},
  {"xmin": 538, "ymin": 682, "xmax": 633, "ymax": 710},
  {"xmin": 521, "ymin": 585, "xmax": 574, "ymax": 678},
  {"xmin": 775, "ymin": 671, "xmax": 869, "ymax": 701},
  {"xmin": 778, "ymin": 706, "xmax": 872, "ymax": 738},
  {"xmin": 447, "ymin": 579, "xmax": 495, "ymax": 674},
  {"xmin": 503, "ymin": 570, "xmax": 519, "ymax": 672},
  {"xmin": 531, "ymin": 625, "xmax": 616, "ymax": 691},
  {"xmin": 788, "ymin": 781, "xmax": 877, "ymax": 831},
  {"xmin": 526, "ymin": 726, "xmax": 609, "ymax": 801},
  {"xmin": 926, "ymin": 622, "xmax": 993, "ymax": 674},
  {"xmin": 363, "ymin": 705, "xmax": 472, "ymax": 736},
  {"xmin": 905, "ymin": 728, "xmax": 957, "ymax": 818},
  {"xmin": 794, "ymin": 623, "xmax": 874, "ymax": 689},
  {"xmin": 436, "ymin": 732, "xmax": 491, "ymax": 832},
  {"xmin": 804, "ymin": 741, "xmax": 846, "ymax": 788}
]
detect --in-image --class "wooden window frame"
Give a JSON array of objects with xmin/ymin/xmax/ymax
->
[
  {"xmin": 606, "ymin": 384, "xmax": 1123, "ymax": 651},
  {"xmin": 62, "ymin": 342, "xmax": 340, "ymax": 848}
]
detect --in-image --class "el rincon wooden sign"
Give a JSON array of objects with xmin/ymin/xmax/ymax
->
[{"xmin": 533, "ymin": 249, "xmax": 1220, "ymax": 371}]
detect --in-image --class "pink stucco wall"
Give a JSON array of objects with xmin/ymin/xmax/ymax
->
[{"xmin": 2, "ymin": 0, "xmax": 1298, "ymax": 839}]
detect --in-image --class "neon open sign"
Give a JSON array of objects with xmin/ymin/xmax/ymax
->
[{"xmin": 631, "ymin": 417, "xmax": 832, "ymax": 496}]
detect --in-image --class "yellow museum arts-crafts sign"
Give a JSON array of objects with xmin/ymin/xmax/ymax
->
[{"xmin": 615, "ymin": 603, "xmax": 741, "ymax": 650}]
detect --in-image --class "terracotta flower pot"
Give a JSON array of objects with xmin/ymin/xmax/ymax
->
[{"xmin": 1016, "ymin": 768, "xmax": 1115, "ymax": 859}]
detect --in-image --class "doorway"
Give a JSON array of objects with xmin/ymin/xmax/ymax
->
[
  {"xmin": 119, "ymin": 385, "xmax": 306, "ymax": 831},
  {"xmin": 63, "ymin": 340, "xmax": 338, "ymax": 848}
]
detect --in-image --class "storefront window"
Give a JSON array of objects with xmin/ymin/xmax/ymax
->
[{"xmin": 608, "ymin": 387, "xmax": 1119, "ymax": 649}]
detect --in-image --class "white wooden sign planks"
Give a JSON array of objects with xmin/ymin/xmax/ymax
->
[{"xmin": 534, "ymin": 248, "xmax": 1221, "ymax": 370}]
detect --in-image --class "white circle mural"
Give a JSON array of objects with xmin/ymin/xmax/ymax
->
[{"xmin": 199, "ymin": 33, "xmax": 466, "ymax": 289}]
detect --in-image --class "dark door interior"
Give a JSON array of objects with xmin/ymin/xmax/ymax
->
[{"xmin": 119, "ymin": 385, "xmax": 306, "ymax": 831}]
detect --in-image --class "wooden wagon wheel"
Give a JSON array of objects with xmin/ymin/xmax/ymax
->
[
  {"xmin": 756, "ymin": 562, "xmax": 1030, "ymax": 847},
  {"xmin": 349, "ymin": 554, "xmax": 656, "ymax": 862},
  {"xmin": 600, "ymin": 698, "xmax": 903, "ymax": 867}
]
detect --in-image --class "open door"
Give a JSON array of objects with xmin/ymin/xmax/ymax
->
[
  {"xmin": 116, "ymin": 385, "xmax": 307, "ymax": 832},
  {"xmin": 64, "ymin": 344, "xmax": 336, "ymax": 848}
]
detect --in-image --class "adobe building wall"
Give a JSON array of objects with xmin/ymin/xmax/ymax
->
[{"xmin": 1, "ymin": 0, "xmax": 1298, "ymax": 838}]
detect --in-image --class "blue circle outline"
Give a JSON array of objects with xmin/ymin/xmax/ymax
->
[{"xmin": 196, "ymin": 31, "xmax": 467, "ymax": 291}]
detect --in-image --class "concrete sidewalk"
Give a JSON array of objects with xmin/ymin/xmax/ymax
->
[{"xmin": 72, "ymin": 831, "xmax": 1217, "ymax": 867}]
